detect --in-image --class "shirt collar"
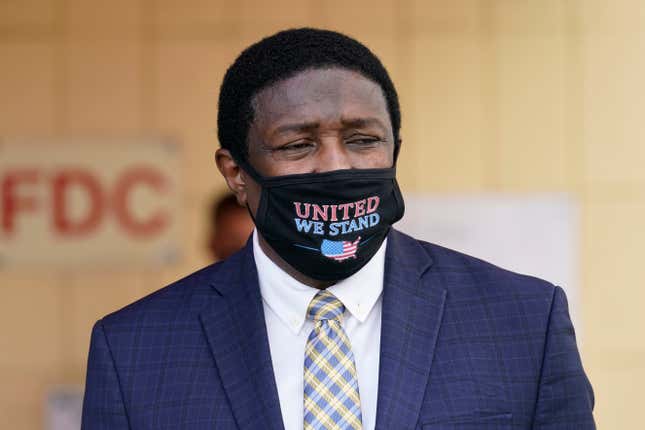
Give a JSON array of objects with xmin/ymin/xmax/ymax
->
[{"xmin": 253, "ymin": 229, "xmax": 386, "ymax": 335}]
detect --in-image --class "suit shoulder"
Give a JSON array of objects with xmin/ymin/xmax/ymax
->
[{"xmin": 99, "ymin": 261, "xmax": 226, "ymax": 328}]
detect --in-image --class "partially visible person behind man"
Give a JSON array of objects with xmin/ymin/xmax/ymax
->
[{"xmin": 206, "ymin": 192, "xmax": 254, "ymax": 261}]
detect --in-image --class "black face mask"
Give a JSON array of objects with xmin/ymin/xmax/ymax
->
[{"xmin": 240, "ymin": 160, "xmax": 405, "ymax": 282}]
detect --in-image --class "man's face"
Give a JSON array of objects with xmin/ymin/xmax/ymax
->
[{"xmin": 241, "ymin": 67, "xmax": 396, "ymax": 217}]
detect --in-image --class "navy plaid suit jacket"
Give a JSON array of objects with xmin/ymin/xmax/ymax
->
[{"xmin": 82, "ymin": 229, "xmax": 595, "ymax": 429}]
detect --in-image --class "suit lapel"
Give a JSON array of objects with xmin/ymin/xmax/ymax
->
[
  {"xmin": 200, "ymin": 241, "xmax": 285, "ymax": 430},
  {"xmin": 375, "ymin": 230, "xmax": 447, "ymax": 430}
]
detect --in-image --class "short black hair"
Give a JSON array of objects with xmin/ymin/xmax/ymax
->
[{"xmin": 217, "ymin": 27, "xmax": 401, "ymax": 162}]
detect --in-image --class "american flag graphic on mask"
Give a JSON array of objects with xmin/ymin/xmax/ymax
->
[{"xmin": 320, "ymin": 237, "xmax": 361, "ymax": 261}]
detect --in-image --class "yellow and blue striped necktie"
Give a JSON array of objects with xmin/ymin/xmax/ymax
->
[{"xmin": 304, "ymin": 290, "xmax": 363, "ymax": 430}]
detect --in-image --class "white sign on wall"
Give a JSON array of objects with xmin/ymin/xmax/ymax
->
[
  {"xmin": 0, "ymin": 138, "xmax": 181, "ymax": 268},
  {"xmin": 395, "ymin": 193, "xmax": 581, "ymax": 333},
  {"xmin": 46, "ymin": 386, "xmax": 83, "ymax": 430}
]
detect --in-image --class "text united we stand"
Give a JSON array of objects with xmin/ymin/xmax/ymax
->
[{"xmin": 293, "ymin": 196, "xmax": 381, "ymax": 236}]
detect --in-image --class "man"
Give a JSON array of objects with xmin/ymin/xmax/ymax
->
[{"xmin": 82, "ymin": 28, "xmax": 595, "ymax": 429}]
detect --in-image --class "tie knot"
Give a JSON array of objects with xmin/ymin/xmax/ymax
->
[{"xmin": 307, "ymin": 290, "xmax": 345, "ymax": 322}]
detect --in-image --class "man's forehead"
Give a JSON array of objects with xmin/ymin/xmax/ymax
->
[
  {"xmin": 256, "ymin": 67, "xmax": 381, "ymax": 98},
  {"xmin": 250, "ymin": 68, "xmax": 390, "ymax": 126}
]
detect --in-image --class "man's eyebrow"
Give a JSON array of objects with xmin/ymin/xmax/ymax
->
[
  {"xmin": 272, "ymin": 122, "xmax": 320, "ymax": 136},
  {"xmin": 341, "ymin": 117, "xmax": 388, "ymax": 134},
  {"xmin": 270, "ymin": 117, "xmax": 388, "ymax": 137}
]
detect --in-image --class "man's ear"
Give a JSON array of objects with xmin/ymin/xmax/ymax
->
[{"xmin": 215, "ymin": 148, "xmax": 247, "ymax": 206}]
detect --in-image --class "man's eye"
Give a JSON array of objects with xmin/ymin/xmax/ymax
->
[
  {"xmin": 278, "ymin": 142, "xmax": 313, "ymax": 151},
  {"xmin": 347, "ymin": 137, "xmax": 381, "ymax": 146}
]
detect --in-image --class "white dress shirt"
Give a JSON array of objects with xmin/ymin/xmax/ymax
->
[{"xmin": 253, "ymin": 229, "xmax": 386, "ymax": 430}]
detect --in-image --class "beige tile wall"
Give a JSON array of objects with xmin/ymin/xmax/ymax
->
[{"xmin": 1, "ymin": 0, "xmax": 643, "ymax": 428}]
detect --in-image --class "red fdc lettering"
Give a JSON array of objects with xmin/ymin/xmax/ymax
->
[
  {"xmin": 1, "ymin": 166, "xmax": 170, "ymax": 238},
  {"xmin": 112, "ymin": 166, "xmax": 169, "ymax": 238},
  {"xmin": 52, "ymin": 168, "xmax": 104, "ymax": 236},
  {"xmin": 1, "ymin": 169, "xmax": 40, "ymax": 236}
]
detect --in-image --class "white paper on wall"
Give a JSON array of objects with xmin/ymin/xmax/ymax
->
[{"xmin": 394, "ymin": 193, "xmax": 581, "ymax": 337}]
